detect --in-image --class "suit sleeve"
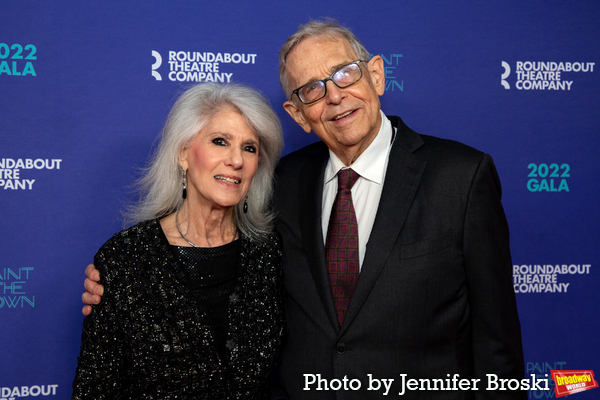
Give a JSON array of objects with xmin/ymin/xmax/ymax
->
[
  {"xmin": 462, "ymin": 154, "xmax": 526, "ymax": 399},
  {"xmin": 71, "ymin": 245, "xmax": 125, "ymax": 400}
]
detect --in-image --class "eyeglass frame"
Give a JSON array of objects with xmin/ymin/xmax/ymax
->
[{"xmin": 289, "ymin": 59, "xmax": 367, "ymax": 105}]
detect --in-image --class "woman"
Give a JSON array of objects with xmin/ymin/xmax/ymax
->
[{"xmin": 72, "ymin": 83, "xmax": 284, "ymax": 399}]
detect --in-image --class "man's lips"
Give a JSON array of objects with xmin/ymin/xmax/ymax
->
[{"xmin": 331, "ymin": 109, "xmax": 356, "ymax": 121}]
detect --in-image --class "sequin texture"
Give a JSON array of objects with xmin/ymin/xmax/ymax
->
[{"xmin": 72, "ymin": 219, "xmax": 283, "ymax": 399}]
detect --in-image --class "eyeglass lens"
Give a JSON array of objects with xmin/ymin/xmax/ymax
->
[{"xmin": 298, "ymin": 62, "xmax": 362, "ymax": 103}]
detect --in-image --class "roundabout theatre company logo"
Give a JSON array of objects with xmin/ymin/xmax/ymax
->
[
  {"xmin": 151, "ymin": 49, "xmax": 257, "ymax": 83},
  {"xmin": 0, "ymin": 158, "xmax": 62, "ymax": 191},
  {"xmin": 501, "ymin": 60, "xmax": 594, "ymax": 90}
]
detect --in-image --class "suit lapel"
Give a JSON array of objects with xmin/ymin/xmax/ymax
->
[
  {"xmin": 340, "ymin": 116, "xmax": 427, "ymax": 334},
  {"xmin": 298, "ymin": 144, "xmax": 340, "ymax": 331}
]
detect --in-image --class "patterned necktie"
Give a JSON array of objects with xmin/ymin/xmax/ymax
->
[{"xmin": 325, "ymin": 168, "xmax": 360, "ymax": 326}]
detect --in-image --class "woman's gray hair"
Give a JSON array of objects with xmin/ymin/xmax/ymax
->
[
  {"xmin": 125, "ymin": 82, "xmax": 284, "ymax": 242},
  {"xmin": 279, "ymin": 19, "xmax": 371, "ymax": 99}
]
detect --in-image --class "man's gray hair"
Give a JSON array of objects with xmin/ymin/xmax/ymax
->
[
  {"xmin": 125, "ymin": 82, "xmax": 284, "ymax": 242},
  {"xmin": 279, "ymin": 19, "xmax": 371, "ymax": 99}
]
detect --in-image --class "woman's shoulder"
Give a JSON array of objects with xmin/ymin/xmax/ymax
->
[
  {"xmin": 239, "ymin": 231, "xmax": 282, "ymax": 276},
  {"xmin": 241, "ymin": 230, "xmax": 281, "ymax": 253},
  {"xmin": 94, "ymin": 219, "xmax": 164, "ymax": 274},
  {"xmin": 99, "ymin": 219, "xmax": 161, "ymax": 250}
]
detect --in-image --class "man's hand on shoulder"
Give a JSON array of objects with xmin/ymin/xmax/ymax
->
[{"xmin": 81, "ymin": 263, "xmax": 104, "ymax": 316}]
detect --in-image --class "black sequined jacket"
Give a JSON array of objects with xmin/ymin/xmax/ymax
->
[{"xmin": 72, "ymin": 219, "xmax": 283, "ymax": 399}]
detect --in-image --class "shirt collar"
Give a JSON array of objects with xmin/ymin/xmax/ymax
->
[{"xmin": 324, "ymin": 110, "xmax": 393, "ymax": 185}]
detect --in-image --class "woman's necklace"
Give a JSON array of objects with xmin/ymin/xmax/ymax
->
[
  {"xmin": 176, "ymin": 209, "xmax": 199, "ymax": 247},
  {"xmin": 175, "ymin": 209, "xmax": 238, "ymax": 247}
]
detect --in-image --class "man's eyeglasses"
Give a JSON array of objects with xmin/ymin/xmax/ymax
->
[{"xmin": 290, "ymin": 60, "xmax": 365, "ymax": 105}]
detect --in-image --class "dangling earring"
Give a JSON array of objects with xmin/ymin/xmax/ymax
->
[
  {"xmin": 243, "ymin": 198, "xmax": 248, "ymax": 214},
  {"xmin": 182, "ymin": 169, "xmax": 187, "ymax": 200}
]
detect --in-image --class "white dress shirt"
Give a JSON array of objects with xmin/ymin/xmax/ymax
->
[{"xmin": 321, "ymin": 111, "xmax": 395, "ymax": 270}]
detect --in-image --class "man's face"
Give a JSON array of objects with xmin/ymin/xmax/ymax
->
[{"xmin": 283, "ymin": 36, "xmax": 385, "ymax": 165}]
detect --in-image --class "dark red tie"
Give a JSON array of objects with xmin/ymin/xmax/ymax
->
[{"xmin": 325, "ymin": 168, "xmax": 360, "ymax": 326}]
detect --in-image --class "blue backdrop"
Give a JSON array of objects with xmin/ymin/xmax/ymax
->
[{"xmin": 1, "ymin": 1, "xmax": 598, "ymax": 398}]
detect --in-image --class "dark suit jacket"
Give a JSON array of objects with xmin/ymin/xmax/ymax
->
[{"xmin": 271, "ymin": 116, "xmax": 525, "ymax": 399}]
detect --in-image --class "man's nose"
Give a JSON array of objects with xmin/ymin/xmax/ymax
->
[{"xmin": 324, "ymin": 80, "xmax": 345, "ymax": 104}]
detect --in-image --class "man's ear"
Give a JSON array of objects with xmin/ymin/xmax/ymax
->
[
  {"xmin": 283, "ymin": 100, "xmax": 312, "ymax": 133},
  {"xmin": 367, "ymin": 55, "xmax": 386, "ymax": 96}
]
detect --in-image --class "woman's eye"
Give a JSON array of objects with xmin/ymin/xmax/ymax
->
[
  {"xmin": 244, "ymin": 145, "xmax": 257, "ymax": 153},
  {"xmin": 212, "ymin": 138, "xmax": 226, "ymax": 146}
]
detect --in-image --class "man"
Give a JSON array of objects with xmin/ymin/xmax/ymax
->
[{"xmin": 83, "ymin": 20, "xmax": 525, "ymax": 399}]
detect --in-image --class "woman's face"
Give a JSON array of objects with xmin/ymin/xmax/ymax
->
[{"xmin": 180, "ymin": 107, "xmax": 260, "ymax": 212}]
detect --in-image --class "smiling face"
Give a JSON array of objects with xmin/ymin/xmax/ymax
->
[
  {"xmin": 179, "ymin": 107, "xmax": 260, "ymax": 212},
  {"xmin": 283, "ymin": 36, "xmax": 386, "ymax": 165}
]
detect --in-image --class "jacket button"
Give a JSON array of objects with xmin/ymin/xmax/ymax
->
[{"xmin": 336, "ymin": 343, "xmax": 346, "ymax": 354}]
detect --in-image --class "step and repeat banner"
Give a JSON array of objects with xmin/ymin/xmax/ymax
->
[{"xmin": 1, "ymin": 1, "xmax": 598, "ymax": 398}]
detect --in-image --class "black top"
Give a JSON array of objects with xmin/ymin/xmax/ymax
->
[{"xmin": 173, "ymin": 239, "xmax": 240, "ymax": 358}]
